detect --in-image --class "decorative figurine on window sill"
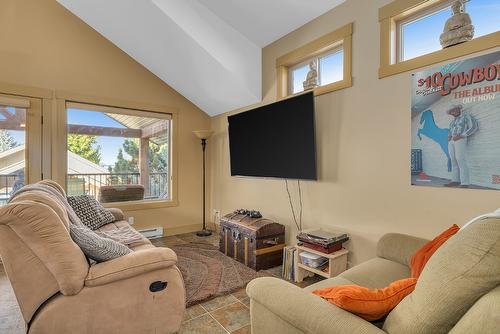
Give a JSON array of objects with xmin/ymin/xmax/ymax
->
[
  {"xmin": 303, "ymin": 60, "xmax": 319, "ymax": 91},
  {"xmin": 440, "ymin": 0, "xmax": 474, "ymax": 49}
]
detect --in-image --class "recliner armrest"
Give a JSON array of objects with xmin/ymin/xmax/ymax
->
[
  {"xmin": 247, "ymin": 277, "xmax": 385, "ymax": 334},
  {"xmin": 376, "ymin": 233, "xmax": 429, "ymax": 266},
  {"xmin": 85, "ymin": 247, "xmax": 177, "ymax": 287},
  {"xmin": 106, "ymin": 208, "xmax": 125, "ymax": 221}
]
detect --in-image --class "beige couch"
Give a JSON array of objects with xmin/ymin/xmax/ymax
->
[
  {"xmin": 248, "ymin": 217, "xmax": 500, "ymax": 334},
  {"xmin": 0, "ymin": 182, "xmax": 185, "ymax": 334}
]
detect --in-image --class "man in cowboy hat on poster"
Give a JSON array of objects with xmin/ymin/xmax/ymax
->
[{"xmin": 444, "ymin": 104, "xmax": 478, "ymax": 188}]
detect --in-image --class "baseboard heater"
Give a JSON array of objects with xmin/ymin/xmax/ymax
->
[{"xmin": 138, "ymin": 227, "xmax": 164, "ymax": 239}]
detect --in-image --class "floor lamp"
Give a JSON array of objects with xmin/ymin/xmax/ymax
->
[{"xmin": 193, "ymin": 130, "xmax": 214, "ymax": 237}]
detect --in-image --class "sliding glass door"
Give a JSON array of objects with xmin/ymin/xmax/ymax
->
[{"xmin": 0, "ymin": 94, "xmax": 42, "ymax": 204}]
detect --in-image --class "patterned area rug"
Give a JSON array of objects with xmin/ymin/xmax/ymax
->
[{"xmin": 170, "ymin": 242, "xmax": 267, "ymax": 306}]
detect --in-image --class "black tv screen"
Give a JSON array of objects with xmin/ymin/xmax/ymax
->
[{"xmin": 228, "ymin": 92, "xmax": 316, "ymax": 180}]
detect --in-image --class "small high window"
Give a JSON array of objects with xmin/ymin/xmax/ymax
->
[
  {"xmin": 289, "ymin": 48, "xmax": 344, "ymax": 95},
  {"xmin": 398, "ymin": 0, "xmax": 500, "ymax": 62},
  {"xmin": 379, "ymin": 0, "xmax": 500, "ymax": 78},
  {"xmin": 276, "ymin": 23, "xmax": 352, "ymax": 98}
]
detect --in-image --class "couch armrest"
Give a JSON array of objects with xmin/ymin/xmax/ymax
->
[
  {"xmin": 85, "ymin": 247, "xmax": 177, "ymax": 287},
  {"xmin": 246, "ymin": 277, "xmax": 385, "ymax": 334},
  {"xmin": 376, "ymin": 233, "xmax": 429, "ymax": 266},
  {"xmin": 107, "ymin": 208, "xmax": 125, "ymax": 221}
]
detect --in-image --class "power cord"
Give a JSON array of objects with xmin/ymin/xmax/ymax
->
[{"xmin": 285, "ymin": 179, "xmax": 303, "ymax": 232}]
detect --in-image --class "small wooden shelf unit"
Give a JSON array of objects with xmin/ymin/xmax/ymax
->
[{"xmin": 295, "ymin": 245, "xmax": 348, "ymax": 283}]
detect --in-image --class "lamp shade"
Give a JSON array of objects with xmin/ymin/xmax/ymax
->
[{"xmin": 193, "ymin": 130, "xmax": 214, "ymax": 140}]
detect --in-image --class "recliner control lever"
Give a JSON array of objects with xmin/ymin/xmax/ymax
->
[{"xmin": 150, "ymin": 281, "xmax": 168, "ymax": 292}]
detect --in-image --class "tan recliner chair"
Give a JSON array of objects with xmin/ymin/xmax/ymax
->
[{"xmin": 0, "ymin": 182, "xmax": 185, "ymax": 334}]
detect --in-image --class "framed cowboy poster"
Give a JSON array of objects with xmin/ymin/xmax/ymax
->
[{"xmin": 411, "ymin": 50, "xmax": 500, "ymax": 190}]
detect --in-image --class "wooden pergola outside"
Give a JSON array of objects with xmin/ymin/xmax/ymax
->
[
  {"xmin": 0, "ymin": 106, "xmax": 26, "ymax": 131},
  {"xmin": 0, "ymin": 106, "xmax": 169, "ymax": 196},
  {"xmin": 69, "ymin": 113, "xmax": 169, "ymax": 195}
]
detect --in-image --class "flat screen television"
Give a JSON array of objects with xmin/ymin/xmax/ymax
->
[{"xmin": 228, "ymin": 92, "xmax": 316, "ymax": 180}]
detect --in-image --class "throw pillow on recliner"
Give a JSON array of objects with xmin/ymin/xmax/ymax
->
[
  {"xmin": 68, "ymin": 195, "xmax": 115, "ymax": 230},
  {"xmin": 70, "ymin": 224, "xmax": 131, "ymax": 262},
  {"xmin": 383, "ymin": 217, "xmax": 500, "ymax": 334}
]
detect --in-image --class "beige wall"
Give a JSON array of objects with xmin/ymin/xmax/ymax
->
[
  {"xmin": 0, "ymin": 0, "xmax": 210, "ymax": 234},
  {"xmin": 210, "ymin": 0, "xmax": 500, "ymax": 266}
]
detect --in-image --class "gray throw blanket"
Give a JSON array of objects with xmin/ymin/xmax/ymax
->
[
  {"xmin": 8, "ymin": 183, "xmax": 134, "ymax": 262},
  {"xmin": 10, "ymin": 183, "xmax": 142, "ymax": 244},
  {"xmin": 97, "ymin": 226, "xmax": 144, "ymax": 245},
  {"xmin": 9, "ymin": 183, "xmax": 86, "ymax": 228}
]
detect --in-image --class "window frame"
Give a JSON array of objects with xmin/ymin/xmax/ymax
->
[
  {"xmin": 0, "ymin": 93, "xmax": 43, "ymax": 198},
  {"xmin": 56, "ymin": 92, "xmax": 179, "ymax": 211},
  {"xmin": 379, "ymin": 0, "xmax": 500, "ymax": 78},
  {"xmin": 276, "ymin": 23, "xmax": 353, "ymax": 98},
  {"xmin": 287, "ymin": 46, "xmax": 344, "ymax": 95},
  {"xmin": 288, "ymin": 61, "xmax": 310, "ymax": 96},
  {"xmin": 396, "ymin": 0, "xmax": 452, "ymax": 62}
]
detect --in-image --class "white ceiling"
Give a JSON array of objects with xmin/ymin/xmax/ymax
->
[
  {"xmin": 57, "ymin": 0, "xmax": 345, "ymax": 116},
  {"xmin": 195, "ymin": 0, "xmax": 346, "ymax": 47}
]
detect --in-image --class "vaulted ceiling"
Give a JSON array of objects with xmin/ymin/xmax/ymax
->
[{"xmin": 57, "ymin": 0, "xmax": 345, "ymax": 116}]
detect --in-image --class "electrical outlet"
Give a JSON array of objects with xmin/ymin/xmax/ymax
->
[
  {"xmin": 128, "ymin": 216, "xmax": 135, "ymax": 225},
  {"xmin": 213, "ymin": 209, "xmax": 221, "ymax": 223}
]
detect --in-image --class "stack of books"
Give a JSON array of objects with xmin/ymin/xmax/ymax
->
[
  {"xmin": 297, "ymin": 229, "xmax": 349, "ymax": 254},
  {"xmin": 281, "ymin": 246, "xmax": 298, "ymax": 281}
]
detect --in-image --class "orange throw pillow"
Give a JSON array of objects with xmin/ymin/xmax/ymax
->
[
  {"xmin": 410, "ymin": 224, "xmax": 460, "ymax": 278},
  {"xmin": 312, "ymin": 278, "xmax": 417, "ymax": 321}
]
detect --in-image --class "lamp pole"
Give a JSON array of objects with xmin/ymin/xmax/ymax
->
[
  {"xmin": 193, "ymin": 130, "xmax": 213, "ymax": 237},
  {"xmin": 199, "ymin": 138, "xmax": 210, "ymax": 236}
]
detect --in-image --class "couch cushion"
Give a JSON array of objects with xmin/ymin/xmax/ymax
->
[
  {"xmin": 383, "ymin": 217, "xmax": 500, "ymax": 334},
  {"xmin": 249, "ymin": 277, "xmax": 386, "ymax": 334},
  {"xmin": 67, "ymin": 195, "xmax": 115, "ymax": 230},
  {"xmin": 340, "ymin": 258, "xmax": 410, "ymax": 289},
  {"xmin": 376, "ymin": 233, "xmax": 429, "ymax": 266},
  {"xmin": 449, "ymin": 285, "xmax": 500, "ymax": 334}
]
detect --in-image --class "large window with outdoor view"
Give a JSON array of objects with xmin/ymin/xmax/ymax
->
[
  {"xmin": 0, "ymin": 95, "xmax": 42, "ymax": 206},
  {"xmin": 66, "ymin": 103, "xmax": 171, "ymax": 203},
  {"xmin": 0, "ymin": 105, "xmax": 26, "ymax": 205}
]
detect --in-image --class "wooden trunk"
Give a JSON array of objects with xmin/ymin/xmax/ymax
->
[{"xmin": 219, "ymin": 213, "xmax": 285, "ymax": 271}]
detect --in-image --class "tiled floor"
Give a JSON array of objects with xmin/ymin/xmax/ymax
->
[
  {"xmin": 179, "ymin": 288, "xmax": 251, "ymax": 334},
  {"xmin": 0, "ymin": 231, "xmax": 321, "ymax": 333},
  {"xmin": 154, "ymin": 232, "xmax": 252, "ymax": 333}
]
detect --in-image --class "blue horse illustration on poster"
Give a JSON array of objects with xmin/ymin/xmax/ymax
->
[{"xmin": 417, "ymin": 110, "xmax": 451, "ymax": 172}]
